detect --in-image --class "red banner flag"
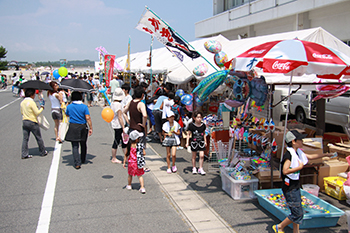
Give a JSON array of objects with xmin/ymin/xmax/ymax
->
[{"xmin": 104, "ymin": 54, "xmax": 115, "ymax": 87}]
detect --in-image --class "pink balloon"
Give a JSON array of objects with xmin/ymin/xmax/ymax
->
[{"xmin": 186, "ymin": 105, "xmax": 193, "ymax": 111}]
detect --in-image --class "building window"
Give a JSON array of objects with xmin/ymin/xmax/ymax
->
[{"xmin": 224, "ymin": 0, "xmax": 254, "ymax": 11}]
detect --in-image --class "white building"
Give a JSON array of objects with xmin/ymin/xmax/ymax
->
[{"xmin": 195, "ymin": 0, "xmax": 350, "ymax": 45}]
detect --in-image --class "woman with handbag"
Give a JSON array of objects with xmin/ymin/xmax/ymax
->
[
  {"xmin": 65, "ymin": 92, "xmax": 93, "ymax": 169},
  {"xmin": 162, "ymin": 111, "xmax": 181, "ymax": 174},
  {"xmin": 20, "ymin": 88, "xmax": 47, "ymax": 159}
]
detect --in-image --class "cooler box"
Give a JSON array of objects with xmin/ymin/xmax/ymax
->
[
  {"xmin": 254, "ymin": 188, "xmax": 344, "ymax": 229},
  {"xmin": 324, "ymin": 176, "xmax": 347, "ymax": 200},
  {"xmin": 221, "ymin": 169, "xmax": 258, "ymax": 200}
]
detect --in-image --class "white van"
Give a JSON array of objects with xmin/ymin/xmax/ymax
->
[{"xmin": 288, "ymin": 86, "xmax": 350, "ymax": 130}]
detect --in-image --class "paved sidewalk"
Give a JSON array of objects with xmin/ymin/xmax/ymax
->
[{"xmin": 146, "ymin": 145, "xmax": 236, "ymax": 233}]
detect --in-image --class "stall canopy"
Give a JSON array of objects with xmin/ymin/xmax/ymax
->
[{"xmin": 117, "ymin": 27, "xmax": 350, "ymax": 84}]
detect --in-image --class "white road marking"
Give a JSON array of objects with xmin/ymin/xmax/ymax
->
[
  {"xmin": 0, "ymin": 98, "xmax": 20, "ymax": 111},
  {"xmin": 36, "ymin": 141, "xmax": 62, "ymax": 233}
]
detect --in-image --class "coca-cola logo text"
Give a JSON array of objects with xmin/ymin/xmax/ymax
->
[
  {"xmin": 312, "ymin": 53, "xmax": 333, "ymax": 59},
  {"xmin": 272, "ymin": 61, "xmax": 291, "ymax": 70},
  {"xmin": 248, "ymin": 50, "xmax": 265, "ymax": 54}
]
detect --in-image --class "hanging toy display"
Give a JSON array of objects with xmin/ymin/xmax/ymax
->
[
  {"xmin": 232, "ymin": 78, "xmax": 251, "ymax": 103},
  {"xmin": 214, "ymin": 51, "xmax": 229, "ymax": 68},
  {"xmin": 250, "ymin": 76, "xmax": 268, "ymax": 106},
  {"xmin": 271, "ymin": 138, "xmax": 278, "ymax": 155},
  {"xmin": 269, "ymin": 119, "xmax": 275, "ymax": 132},
  {"xmin": 204, "ymin": 40, "xmax": 222, "ymax": 54},
  {"xmin": 193, "ymin": 63, "xmax": 209, "ymax": 76},
  {"xmin": 175, "ymin": 89, "xmax": 185, "ymax": 98},
  {"xmin": 192, "ymin": 70, "xmax": 229, "ymax": 101}
]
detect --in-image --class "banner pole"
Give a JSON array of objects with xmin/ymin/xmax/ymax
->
[
  {"xmin": 146, "ymin": 6, "xmax": 218, "ymax": 72},
  {"xmin": 150, "ymin": 35, "xmax": 153, "ymax": 94}
]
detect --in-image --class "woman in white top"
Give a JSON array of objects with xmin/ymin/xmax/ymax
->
[
  {"xmin": 48, "ymin": 81, "xmax": 63, "ymax": 142},
  {"xmin": 121, "ymin": 83, "xmax": 132, "ymax": 121},
  {"xmin": 160, "ymin": 91, "xmax": 175, "ymax": 119},
  {"xmin": 110, "ymin": 88, "xmax": 127, "ymax": 163}
]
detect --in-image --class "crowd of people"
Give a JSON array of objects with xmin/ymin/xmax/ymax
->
[{"xmin": 19, "ymin": 71, "xmax": 208, "ymax": 195}]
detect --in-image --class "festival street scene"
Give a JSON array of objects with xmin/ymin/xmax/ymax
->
[{"xmin": 2, "ymin": 1, "xmax": 350, "ymax": 232}]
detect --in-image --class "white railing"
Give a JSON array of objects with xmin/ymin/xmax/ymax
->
[{"xmin": 227, "ymin": 0, "xmax": 296, "ymax": 21}]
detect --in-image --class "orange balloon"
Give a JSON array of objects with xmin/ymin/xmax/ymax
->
[{"xmin": 101, "ymin": 107, "xmax": 114, "ymax": 123}]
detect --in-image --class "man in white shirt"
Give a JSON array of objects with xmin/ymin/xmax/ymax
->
[{"xmin": 110, "ymin": 75, "xmax": 119, "ymax": 94}]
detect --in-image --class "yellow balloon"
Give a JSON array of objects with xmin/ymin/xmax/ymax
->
[{"xmin": 101, "ymin": 107, "xmax": 114, "ymax": 123}]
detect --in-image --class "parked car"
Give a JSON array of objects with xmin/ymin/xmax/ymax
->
[{"xmin": 288, "ymin": 86, "xmax": 350, "ymax": 131}]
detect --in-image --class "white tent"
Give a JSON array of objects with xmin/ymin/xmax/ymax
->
[
  {"xmin": 117, "ymin": 27, "xmax": 350, "ymax": 84},
  {"xmin": 116, "ymin": 35, "xmax": 230, "ymax": 84}
]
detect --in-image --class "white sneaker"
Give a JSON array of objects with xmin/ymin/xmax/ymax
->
[
  {"xmin": 192, "ymin": 167, "xmax": 197, "ymax": 174},
  {"xmin": 198, "ymin": 168, "xmax": 206, "ymax": 176},
  {"xmin": 126, "ymin": 185, "xmax": 132, "ymax": 190}
]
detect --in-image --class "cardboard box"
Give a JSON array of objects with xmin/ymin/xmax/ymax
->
[
  {"xmin": 257, "ymin": 169, "xmax": 280, "ymax": 180},
  {"xmin": 323, "ymin": 132, "xmax": 349, "ymax": 144},
  {"xmin": 329, "ymin": 144, "xmax": 350, "ymax": 162},
  {"xmin": 318, "ymin": 160, "xmax": 349, "ymax": 191},
  {"xmin": 302, "ymin": 146, "xmax": 324, "ymax": 165},
  {"xmin": 303, "ymin": 138, "xmax": 323, "ymax": 150}
]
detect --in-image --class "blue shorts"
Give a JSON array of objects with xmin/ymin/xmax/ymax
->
[
  {"xmin": 283, "ymin": 188, "xmax": 303, "ymax": 225},
  {"xmin": 147, "ymin": 107, "xmax": 155, "ymax": 126}
]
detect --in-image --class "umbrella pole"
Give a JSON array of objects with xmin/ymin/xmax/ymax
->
[{"xmin": 280, "ymin": 71, "xmax": 293, "ymax": 164}]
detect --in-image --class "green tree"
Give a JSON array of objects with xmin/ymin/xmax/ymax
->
[
  {"xmin": 0, "ymin": 46, "xmax": 7, "ymax": 60},
  {"xmin": 0, "ymin": 46, "xmax": 8, "ymax": 70}
]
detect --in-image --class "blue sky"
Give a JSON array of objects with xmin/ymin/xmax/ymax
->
[{"xmin": 0, "ymin": 0, "xmax": 213, "ymax": 62}]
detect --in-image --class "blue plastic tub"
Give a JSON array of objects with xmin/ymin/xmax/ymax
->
[{"xmin": 254, "ymin": 188, "xmax": 345, "ymax": 229}]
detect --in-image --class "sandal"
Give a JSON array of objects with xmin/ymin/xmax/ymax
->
[
  {"xmin": 272, "ymin": 225, "xmax": 284, "ymax": 233},
  {"xmin": 56, "ymin": 138, "xmax": 63, "ymax": 143},
  {"xmin": 111, "ymin": 159, "xmax": 122, "ymax": 164}
]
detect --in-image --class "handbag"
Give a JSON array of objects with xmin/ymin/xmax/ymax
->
[
  {"xmin": 37, "ymin": 114, "xmax": 50, "ymax": 131},
  {"xmin": 162, "ymin": 135, "xmax": 177, "ymax": 147}
]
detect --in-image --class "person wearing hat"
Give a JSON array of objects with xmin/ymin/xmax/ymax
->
[
  {"xmin": 162, "ymin": 110, "xmax": 181, "ymax": 174},
  {"xmin": 110, "ymin": 88, "xmax": 126, "ymax": 164},
  {"xmin": 273, "ymin": 130, "xmax": 335, "ymax": 233},
  {"xmin": 123, "ymin": 130, "xmax": 146, "ymax": 194}
]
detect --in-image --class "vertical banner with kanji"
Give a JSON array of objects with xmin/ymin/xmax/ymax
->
[
  {"xmin": 104, "ymin": 54, "xmax": 115, "ymax": 87},
  {"xmin": 136, "ymin": 8, "xmax": 200, "ymax": 59}
]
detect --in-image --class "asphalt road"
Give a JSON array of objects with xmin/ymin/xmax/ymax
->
[
  {"xmin": 1, "ymin": 86, "xmax": 350, "ymax": 233},
  {"xmin": 0, "ymin": 88, "xmax": 191, "ymax": 233}
]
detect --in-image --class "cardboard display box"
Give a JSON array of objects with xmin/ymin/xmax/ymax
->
[
  {"xmin": 329, "ymin": 143, "xmax": 350, "ymax": 162},
  {"xmin": 323, "ymin": 132, "xmax": 349, "ymax": 144},
  {"xmin": 318, "ymin": 159, "xmax": 349, "ymax": 191},
  {"xmin": 257, "ymin": 169, "xmax": 280, "ymax": 180}
]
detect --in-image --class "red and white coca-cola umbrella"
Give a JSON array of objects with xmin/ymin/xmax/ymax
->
[
  {"xmin": 233, "ymin": 39, "xmax": 350, "ymax": 77},
  {"xmin": 233, "ymin": 39, "xmax": 350, "ymax": 162}
]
